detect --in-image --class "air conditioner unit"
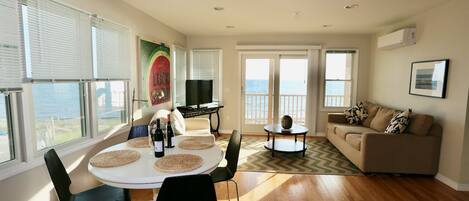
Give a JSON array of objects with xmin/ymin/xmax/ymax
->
[{"xmin": 377, "ymin": 28, "xmax": 416, "ymax": 50}]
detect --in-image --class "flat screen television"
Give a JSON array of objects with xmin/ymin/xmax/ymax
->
[{"xmin": 186, "ymin": 80, "xmax": 213, "ymax": 108}]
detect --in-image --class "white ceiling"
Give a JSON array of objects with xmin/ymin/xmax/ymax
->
[{"xmin": 123, "ymin": 0, "xmax": 449, "ymax": 36}]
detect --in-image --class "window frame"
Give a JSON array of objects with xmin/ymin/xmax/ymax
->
[
  {"xmin": 319, "ymin": 49, "xmax": 359, "ymax": 111},
  {"xmin": 0, "ymin": 0, "xmax": 134, "ymax": 181},
  {"xmin": 189, "ymin": 48, "xmax": 223, "ymax": 104},
  {"xmin": 29, "ymin": 81, "xmax": 90, "ymax": 156},
  {"xmin": 0, "ymin": 93, "xmax": 22, "ymax": 168}
]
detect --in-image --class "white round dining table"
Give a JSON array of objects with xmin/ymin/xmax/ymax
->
[{"xmin": 88, "ymin": 135, "xmax": 223, "ymax": 189}]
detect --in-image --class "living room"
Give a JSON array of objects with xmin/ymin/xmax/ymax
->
[{"xmin": 0, "ymin": 0, "xmax": 468, "ymax": 201}]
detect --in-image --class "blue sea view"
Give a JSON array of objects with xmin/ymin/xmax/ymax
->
[{"xmin": 245, "ymin": 79, "xmax": 345, "ymax": 96}]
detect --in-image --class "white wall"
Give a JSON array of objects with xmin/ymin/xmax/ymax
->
[
  {"xmin": 0, "ymin": 0, "xmax": 186, "ymax": 200},
  {"xmin": 186, "ymin": 34, "xmax": 371, "ymax": 134},
  {"xmin": 368, "ymin": 0, "xmax": 469, "ymax": 185}
]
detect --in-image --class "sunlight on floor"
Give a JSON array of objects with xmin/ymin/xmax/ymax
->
[{"xmin": 218, "ymin": 174, "xmax": 293, "ymax": 201}]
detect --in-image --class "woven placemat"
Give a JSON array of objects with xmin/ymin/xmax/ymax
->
[
  {"xmin": 127, "ymin": 137, "xmax": 150, "ymax": 148},
  {"xmin": 154, "ymin": 154, "xmax": 203, "ymax": 173},
  {"xmin": 178, "ymin": 136, "xmax": 215, "ymax": 150},
  {"xmin": 90, "ymin": 150, "xmax": 140, "ymax": 168}
]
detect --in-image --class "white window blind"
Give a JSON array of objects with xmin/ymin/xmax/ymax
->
[
  {"xmin": 23, "ymin": 0, "xmax": 92, "ymax": 80},
  {"xmin": 173, "ymin": 46, "xmax": 186, "ymax": 106},
  {"xmin": 0, "ymin": 0, "xmax": 24, "ymax": 91},
  {"xmin": 92, "ymin": 17, "xmax": 130, "ymax": 80},
  {"xmin": 191, "ymin": 49, "xmax": 222, "ymax": 101}
]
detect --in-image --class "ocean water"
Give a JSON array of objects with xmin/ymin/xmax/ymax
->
[{"xmin": 246, "ymin": 79, "xmax": 345, "ymax": 95}]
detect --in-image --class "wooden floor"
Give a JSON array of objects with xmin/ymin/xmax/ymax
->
[{"xmin": 130, "ymin": 171, "xmax": 469, "ymax": 201}]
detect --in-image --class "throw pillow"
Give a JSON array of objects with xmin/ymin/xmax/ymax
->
[
  {"xmin": 344, "ymin": 102, "xmax": 368, "ymax": 125},
  {"xmin": 384, "ymin": 109, "xmax": 411, "ymax": 134},
  {"xmin": 171, "ymin": 109, "xmax": 186, "ymax": 135}
]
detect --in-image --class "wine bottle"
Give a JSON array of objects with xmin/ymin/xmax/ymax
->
[
  {"xmin": 153, "ymin": 119, "xmax": 165, "ymax": 158},
  {"xmin": 166, "ymin": 114, "xmax": 175, "ymax": 148}
]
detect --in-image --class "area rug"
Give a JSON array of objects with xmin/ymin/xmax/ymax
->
[{"xmin": 215, "ymin": 135, "xmax": 363, "ymax": 176}]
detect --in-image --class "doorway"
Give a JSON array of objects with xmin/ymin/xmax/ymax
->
[{"xmin": 241, "ymin": 53, "xmax": 311, "ymax": 133}]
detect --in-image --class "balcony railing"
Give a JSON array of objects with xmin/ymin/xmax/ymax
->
[
  {"xmin": 324, "ymin": 95, "xmax": 346, "ymax": 107},
  {"xmin": 245, "ymin": 94, "xmax": 346, "ymax": 125}
]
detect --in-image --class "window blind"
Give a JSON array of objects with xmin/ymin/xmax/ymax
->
[
  {"xmin": 92, "ymin": 17, "xmax": 130, "ymax": 80},
  {"xmin": 174, "ymin": 46, "xmax": 186, "ymax": 105},
  {"xmin": 0, "ymin": 0, "xmax": 24, "ymax": 91},
  {"xmin": 191, "ymin": 49, "xmax": 221, "ymax": 101},
  {"xmin": 24, "ymin": 0, "xmax": 92, "ymax": 80}
]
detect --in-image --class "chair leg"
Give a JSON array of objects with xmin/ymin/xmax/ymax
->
[
  {"xmin": 230, "ymin": 179, "xmax": 240, "ymax": 201},
  {"xmin": 124, "ymin": 188, "xmax": 131, "ymax": 201}
]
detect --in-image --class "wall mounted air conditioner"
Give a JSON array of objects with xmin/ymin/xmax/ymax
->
[{"xmin": 377, "ymin": 28, "xmax": 416, "ymax": 50}]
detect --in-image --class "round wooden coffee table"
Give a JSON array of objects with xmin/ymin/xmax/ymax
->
[{"xmin": 264, "ymin": 124, "xmax": 308, "ymax": 157}]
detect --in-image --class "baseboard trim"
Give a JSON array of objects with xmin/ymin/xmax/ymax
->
[{"xmin": 435, "ymin": 173, "xmax": 469, "ymax": 191}]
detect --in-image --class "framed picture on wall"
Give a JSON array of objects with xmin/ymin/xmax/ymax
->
[
  {"xmin": 409, "ymin": 59, "xmax": 449, "ymax": 98},
  {"xmin": 138, "ymin": 37, "xmax": 171, "ymax": 106}
]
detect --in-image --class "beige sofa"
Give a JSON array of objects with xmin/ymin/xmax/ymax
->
[{"xmin": 326, "ymin": 102, "xmax": 442, "ymax": 175}]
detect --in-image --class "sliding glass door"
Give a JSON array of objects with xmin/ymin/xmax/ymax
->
[{"xmin": 242, "ymin": 54, "xmax": 309, "ymax": 133}]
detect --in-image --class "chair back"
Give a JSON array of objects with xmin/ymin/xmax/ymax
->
[
  {"xmin": 156, "ymin": 174, "xmax": 217, "ymax": 201},
  {"xmin": 225, "ymin": 130, "xmax": 242, "ymax": 178},
  {"xmin": 44, "ymin": 149, "xmax": 72, "ymax": 201},
  {"xmin": 128, "ymin": 125, "xmax": 149, "ymax": 140}
]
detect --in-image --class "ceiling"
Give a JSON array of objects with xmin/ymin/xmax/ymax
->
[{"xmin": 123, "ymin": 0, "xmax": 449, "ymax": 36}]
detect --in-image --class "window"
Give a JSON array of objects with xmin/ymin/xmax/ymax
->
[
  {"xmin": 323, "ymin": 50, "xmax": 357, "ymax": 108},
  {"xmin": 33, "ymin": 83, "xmax": 86, "ymax": 150},
  {"xmin": 1, "ymin": 0, "xmax": 23, "ymax": 165},
  {"xmin": 173, "ymin": 46, "xmax": 187, "ymax": 106},
  {"xmin": 190, "ymin": 49, "xmax": 222, "ymax": 103},
  {"xmin": 0, "ymin": 94, "xmax": 14, "ymax": 164},
  {"xmin": 91, "ymin": 16, "xmax": 130, "ymax": 134},
  {"xmin": 95, "ymin": 81, "xmax": 127, "ymax": 133}
]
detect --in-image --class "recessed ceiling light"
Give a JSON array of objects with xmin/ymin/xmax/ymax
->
[
  {"xmin": 214, "ymin": 7, "xmax": 224, "ymax": 11},
  {"xmin": 226, "ymin": 25, "xmax": 235, "ymax": 29},
  {"xmin": 344, "ymin": 4, "xmax": 359, "ymax": 9},
  {"xmin": 323, "ymin": 24, "xmax": 332, "ymax": 28}
]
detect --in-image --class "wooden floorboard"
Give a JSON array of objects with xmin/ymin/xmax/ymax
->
[{"xmin": 130, "ymin": 172, "xmax": 469, "ymax": 201}]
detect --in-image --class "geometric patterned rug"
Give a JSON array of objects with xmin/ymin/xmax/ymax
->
[{"xmin": 215, "ymin": 135, "xmax": 363, "ymax": 176}]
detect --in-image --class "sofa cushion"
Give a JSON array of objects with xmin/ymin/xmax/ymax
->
[
  {"xmin": 362, "ymin": 101, "xmax": 380, "ymax": 127},
  {"xmin": 344, "ymin": 102, "xmax": 368, "ymax": 125},
  {"xmin": 407, "ymin": 114, "xmax": 434, "ymax": 136},
  {"xmin": 334, "ymin": 125, "xmax": 377, "ymax": 139},
  {"xmin": 345, "ymin": 134, "xmax": 362, "ymax": 151},
  {"xmin": 385, "ymin": 110, "xmax": 411, "ymax": 134},
  {"xmin": 370, "ymin": 107, "xmax": 400, "ymax": 132}
]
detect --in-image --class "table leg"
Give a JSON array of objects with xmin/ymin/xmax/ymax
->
[
  {"xmin": 209, "ymin": 113, "xmax": 213, "ymax": 131},
  {"xmin": 272, "ymin": 133, "xmax": 275, "ymax": 157},
  {"xmin": 267, "ymin": 131, "xmax": 270, "ymax": 141},
  {"xmin": 303, "ymin": 133, "xmax": 306, "ymax": 157},
  {"xmin": 295, "ymin": 135, "xmax": 297, "ymax": 142},
  {"xmin": 215, "ymin": 109, "xmax": 221, "ymax": 136}
]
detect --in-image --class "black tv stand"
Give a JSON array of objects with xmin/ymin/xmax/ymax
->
[{"xmin": 176, "ymin": 105, "xmax": 224, "ymax": 136}]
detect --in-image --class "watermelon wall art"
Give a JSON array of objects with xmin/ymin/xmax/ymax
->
[{"xmin": 139, "ymin": 39, "xmax": 171, "ymax": 106}]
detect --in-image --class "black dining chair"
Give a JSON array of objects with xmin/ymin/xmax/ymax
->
[
  {"xmin": 209, "ymin": 130, "xmax": 242, "ymax": 201},
  {"xmin": 156, "ymin": 174, "xmax": 217, "ymax": 201},
  {"xmin": 44, "ymin": 149, "xmax": 130, "ymax": 201},
  {"xmin": 128, "ymin": 124, "xmax": 149, "ymax": 140}
]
